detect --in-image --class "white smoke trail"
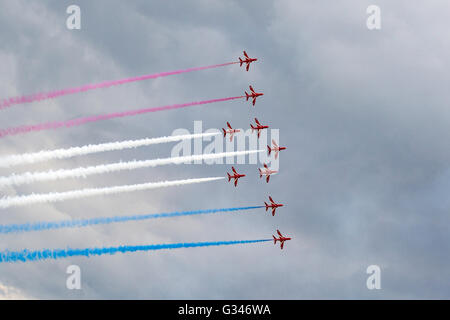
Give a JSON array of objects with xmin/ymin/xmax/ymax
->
[
  {"xmin": 0, "ymin": 150, "xmax": 262, "ymax": 188},
  {"xmin": 0, "ymin": 177, "xmax": 224, "ymax": 209},
  {"xmin": 0, "ymin": 132, "xmax": 220, "ymax": 168}
]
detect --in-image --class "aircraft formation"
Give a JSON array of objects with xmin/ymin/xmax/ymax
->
[
  {"xmin": 229, "ymin": 51, "xmax": 291, "ymax": 249},
  {"xmin": 0, "ymin": 50, "xmax": 292, "ymax": 264}
]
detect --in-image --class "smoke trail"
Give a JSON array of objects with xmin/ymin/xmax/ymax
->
[
  {"xmin": 0, "ymin": 132, "xmax": 220, "ymax": 168},
  {"xmin": 0, "ymin": 150, "xmax": 262, "ymax": 188},
  {"xmin": 0, "ymin": 62, "xmax": 238, "ymax": 110},
  {"xmin": 0, "ymin": 96, "xmax": 244, "ymax": 138},
  {"xmin": 0, "ymin": 177, "xmax": 224, "ymax": 209},
  {"xmin": 0, "ymin": 239, "xmax": 271, "ymax": 263},
  {"xmin": 0, "ymin": 206, "xmax": 264, "ymax": 234}
]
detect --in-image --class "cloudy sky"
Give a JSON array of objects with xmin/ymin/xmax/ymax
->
[{"xmin": 0, "ymin": 0, "xmax": 449, "ymax": 299}]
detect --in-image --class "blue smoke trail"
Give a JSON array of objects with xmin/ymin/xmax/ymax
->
[
  {"xmin": 0, "ymin": 239, "xmax": 272, "ymax": 263},
  {"xmin": 0, "ymin": 206, "xmax": 264, "ymax": 234}
]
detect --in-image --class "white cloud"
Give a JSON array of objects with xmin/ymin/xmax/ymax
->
[{"xmin": 0, "ymin": 282, "xmax": 33, "ymax": 300}]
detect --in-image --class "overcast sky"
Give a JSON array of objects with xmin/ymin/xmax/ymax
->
[{"xmin": 0, "ymin": 0, "xmax": 449, "ymax": 299}]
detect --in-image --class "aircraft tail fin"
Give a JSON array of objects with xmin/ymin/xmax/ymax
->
[
  {"xmin": 227, "ymin": 173, "xmax": 231, "ymax": 182},
  {"xmin": 273, "ymin": 235, "xmax": 277, "ymax": 244},
  {"xmin": 267, "ymin": 145, "xmax": 272, "ymax": 155},
  {"xmin": 222, "ymin": 128, "xmax": 226, "ymax": 137},
  {"xmin": 239, "ymin": 57, "xmax": 243, "ymax": 66},
  {"xmin": 264, "ymin": 202, "xmax": 269, "ymax": 211},
  {"xmin": 245, "ymin": 92, "xmax": 249, "ymax": 100}
]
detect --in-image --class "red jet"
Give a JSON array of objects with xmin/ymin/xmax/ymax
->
[
  {"xmin": 227, "ymin": 166, "xmax": 245, "ymax": 187},
  {"xmin": 273, "ymin": 230, "xmax": 292, "ymax": 250},
  {"xmin": 245, "ymin": 85, "xmax": 263, "ymax": 106},
  {"xmin": 239, "ymin": 51, "xmax": 257, "ymax": 71},
  {"xmin": 250, "ymin": 118, "xmax": 269, "ymax": 138},
  {"xmin": 222, "ymin": 122, "xmax": 241, "ymax": 142},
  {"xmin": 267, "ymin": 139, "xmax": 286, "ymax": 160},
  {"xmin": 264, "ymin": 196, "xmax": 284, "ymax": 216},
  {"xmin": 259, "ymin": 163, "xmax": 278, "ymax": 183}
]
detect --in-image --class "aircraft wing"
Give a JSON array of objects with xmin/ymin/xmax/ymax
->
[
  {"xmin": 246, "ymin": 64, "xmax": 250, "ymax": 71},
  {"xmin": 264, "ymin": 163, "xmax": 268, "ymax": 169},
  {"xmin": 280, "ymin": 242, "xmax": 284, "ymax": 250},
  {"xmin": 249, "ymin": 85, "xmax": 255, "ymax": 93},
  {"xmin": 277, "ymin": 230, "xmax": 283, "ymax": 237},
  {"xmin": 232, "ymin": 166, "xmax": 237, "ymax": 174},
  {"xmin": 243, "ymin": 51, "xmax": 249, "ymax": 58},
  {"xmin": 227, "ymin": 122, "xmax": 232, "ymax": 129},
  {"xmin": 272, "ymin": 208, "xmax": 276, "ymax": 216},
  {"xmin": 272, "ymin": 139, "xmax": 278, "ymax": 148},
  {"xmin": 255, "ymin": 118, "xmax": 261, "ymax": 125},
  {"xmin": 234, "ymin": 179, "xmax": 238, "ymax": 187},
  {"xmin": 266, "ymin": 175, "xmax": 270, "ymax": 183}
]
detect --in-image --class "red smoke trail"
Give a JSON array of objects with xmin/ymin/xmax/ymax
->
[
  {"xmin": 0, "ymin": 96, "xmax": 244, "ymax": 138},
  {"xmin": 0, "ymin": 62, "xmax": 239, "ymax": 110}
]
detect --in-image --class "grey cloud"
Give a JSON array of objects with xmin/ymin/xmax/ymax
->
[{"xmin": 0, "ymin": 0, "xmax": 448, "ymax": 299}]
